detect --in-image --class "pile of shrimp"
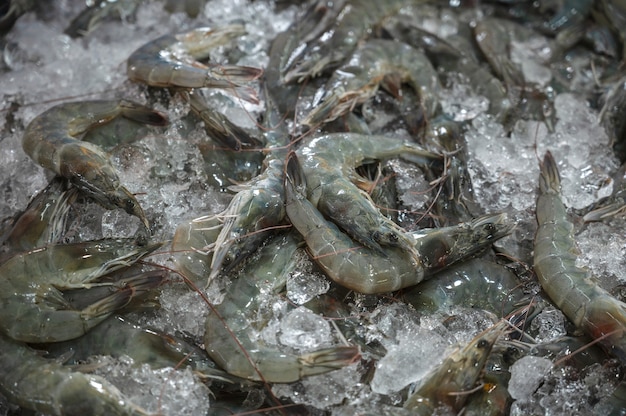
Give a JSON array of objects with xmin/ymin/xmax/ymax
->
[{"xmin": 0, "ymin": 0, "xmax": 626, "ymax": 415}]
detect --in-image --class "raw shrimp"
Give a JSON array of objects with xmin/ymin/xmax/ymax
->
[
  {"xmin": 282, "ymin": 0, "xmax": 422, "ymax": 83},
  {"xmin": 22, "ymin": 100, "xmax": 169, "ymax": 231},
  {"xmin": 285, "ymin": 152, "xmax": 512, "ymax": 294},
  {"xmin": 0, "ymin": 333, "xmax": 149, "ymax": 416},
  {"xmin": 204, "ymin": 232, "xmax": 360, "ymax": 382},
  {"xmin": 296, "ymin": 133, "xmax": 442, "ymax": 266},
  {"xmin": 208, "ymin": 157, "xmax": 287, "ymax": 281},
  {"xmin": 382, "ymin": 16, "xmax": 513, "ymax": 122},
  {"xmin": 127, "ymin": 26, "xmax": 263, "ymax": 103},
  {"xmin": 403, "ymin": 321, "xmax": 508, "ymax": 414},
  {"xmin": 534, "ymin": 151, "xmax": 626, "ymax": 364},
  {"xmin": 40, "ymin": 315, "xmax": 233, "ymax": 382},
  {"xmin": 0, "ymin": 239, "xmax": 164, "ymax": 343},
  {"xmin": 303, "ymin": 38, "xmax": 441, "ymax": 128}
]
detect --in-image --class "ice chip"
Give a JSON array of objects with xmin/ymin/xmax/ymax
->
[{"xmin": 508, "ymin": 356, "xmax": 553, "ymax": 401}]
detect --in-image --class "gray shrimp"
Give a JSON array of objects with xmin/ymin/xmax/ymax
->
[
  {"xmin": 282, "ymin": 0, "xmax": 421, "ymax": 83},
  {"xmin": 22, "ymin": 100, "xmax": 169, "ymax": 231},
  {"xmin": 534, "ymin": 151, "xmax": 626, "ymax": 364},
  {"xmin": 127, "ymin": 26, "xmax": 263, "ymax": 103},
  {"xmin": 204, "ymin": 231, "xmax": 360, "ymax": 382},
  {"xmin": 303, "ymin": 38, "xmax": 441, "ymax": 128},
  {"xmin": 0, "ymin": 239, "xmax": 164, "ymax": 343},
  {"xmin": 296, "ymin": 133, "xmax": 443, "ymax": 267},
  {"xmin": 285, "ymin": 151, "xmax": 512, "ymax": 294}
]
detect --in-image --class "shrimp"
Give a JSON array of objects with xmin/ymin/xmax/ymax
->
[
  {"xmin": 285, "ymin": 152, "xmax": 512, "ymax": 294},
  {"xmin": 0, "ymin": 177, "xmax": 77, "ymax": 257},
  {"xmin": 40, "ymin": 315, "xmax": 234, "ymax": 382},
  {"xmin": 127, "ymin": 26, "xmax": 263, "ymax": 103},
  {"xmin": 208, "ymin": 157, "xmax": 287, "ymax": 281},
  {"xmin": 22, "ymin": 100, "xmax": 169, "ymax": 231},
  {"xmin": 534, "ymin": 151, "xmax": 626, "ymax": 364},
  {"xmin": 0, "ymin": 333, "xmax": 149, "ymax": 416},
  {"xmin": 403, "ymin": 320, "xmax": 508, "ymax": 414},
  {"xmin": 0, "ymin": 239, "xmax": 164, "ymax": 343},
  {"xmin": 296, "ymin": 133, "xmax": 442, "ymax": 267},
  {"xmin": 204, "ymin": 232, "xmax": 360, "ymax": 382},
  {"xmin": 282, "ymin": 0, "xmax": 421, "ymax": 83},
  {"xmin": 303, "ymin": 38, "xmax": 441, "ymax": 128}
]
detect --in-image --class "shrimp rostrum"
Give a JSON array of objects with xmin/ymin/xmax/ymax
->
[
  {"xmin": 534, "ymin": 151, "xmax": 626, "ymax": 364},
  {"xmin": 285, "ymin": 151, "xmax": 512, "ymax": 294},
  {"xmin": 0, "ymin": 239, "xmax": 165, "ymax": 343},
  {"xmin": 22, "ymin": 100, "xmax": 169, "ymax": 231}
]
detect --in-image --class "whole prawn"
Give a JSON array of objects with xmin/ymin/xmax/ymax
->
[
  {"xmin": 127, "ymin": 25, "xmax": 263, "ymax": 103},
  {"xmin": 204, "ymin": 231, "xmax": 360, "ymax": 382},
  {"xmin": 534, "ymin": 151, "xmax": 626, "ymax": 364},
  {"xmin": 285, "ymin": 152, "xmax": 512, "ymax": 294},
  {"xmin": 0, "ymin": 239, "xmax": 164, "ymax": 343},
  {"xmin": 22, "ymin": 100, "xmax": 169, "ymax": 231}
]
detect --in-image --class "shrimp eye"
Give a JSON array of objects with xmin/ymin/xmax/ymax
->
[{"xmin": 476, "ymin": 339, "xmax": 489, "ymax": 349}]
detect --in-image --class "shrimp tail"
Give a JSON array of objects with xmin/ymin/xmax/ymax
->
[
  {"xmin": 118, "ymin": 100, "xmax": 170, "ymax": 127},
  {"xmin": 539, "ymin": 151, "xmax": 561, "ymax": 195},
  {"xmin": 82, "ymin": 270, "xmax": 167, "ymax": 318},
  {"xmin": 285, "ymin": 151, "xmax": 307, "ymax": 194},
  {"xmin": 298, "ymin": 346, "xmax": 361, "ymax": 375},
  {"xmin": 583, "ymin": 202, "xmax": 626, "ymax": 222}
]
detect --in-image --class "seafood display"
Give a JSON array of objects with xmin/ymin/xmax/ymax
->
[{"xmin": 1, "ymin": 0, "xmax": 626, "ymax": 415}]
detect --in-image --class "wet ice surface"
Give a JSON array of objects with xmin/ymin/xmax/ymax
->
[{"xmin": 1, "ymin": 1, "xmax": 626, "ymax": 415}]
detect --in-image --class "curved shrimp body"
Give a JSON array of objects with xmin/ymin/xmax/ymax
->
[
  {"xmin": 208, "ymin": 157, "xmax": 287, "ymax": 281},
  {"xmin": 0, "ymin": 177, "xmax": 78, "ymax": 257},
  {"xmin": 0, "ymin": 239, "xmax": 164, "ymax": 343},
  {"xmin": 282, "ymin": 0, "xmax": 420, "ymax": 83},
  {"xmin": 534, "ymin": 151, "xmax": 626, "ymax": 363},
  {"xmin": 127, "ymin": 26, "xmax": 263, "ymax": 103},
  {"xmin": 22, "ymin": 100, "xmax": 168, "ymax": 230},
  {"xmin": 297, "ymin": 133, "xmax": 442, "ymax": 266},
  {"xmin": 403, "ymin": 321, "xmax": 507, "ymax": 414},
  {"xmin": 0, "ymin": 333, "xmax": 149, "ymax": 416},
  {"xmin": 303, "ymin": 38, "xmax": 441, "ymax": 128},
  {"xmin": 204, "ymin": 232, "xmax": 360, "ymax": 382},
  {"xmin": 285, "ymin": 152, "xmax": 511, "ymax": 294}
]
